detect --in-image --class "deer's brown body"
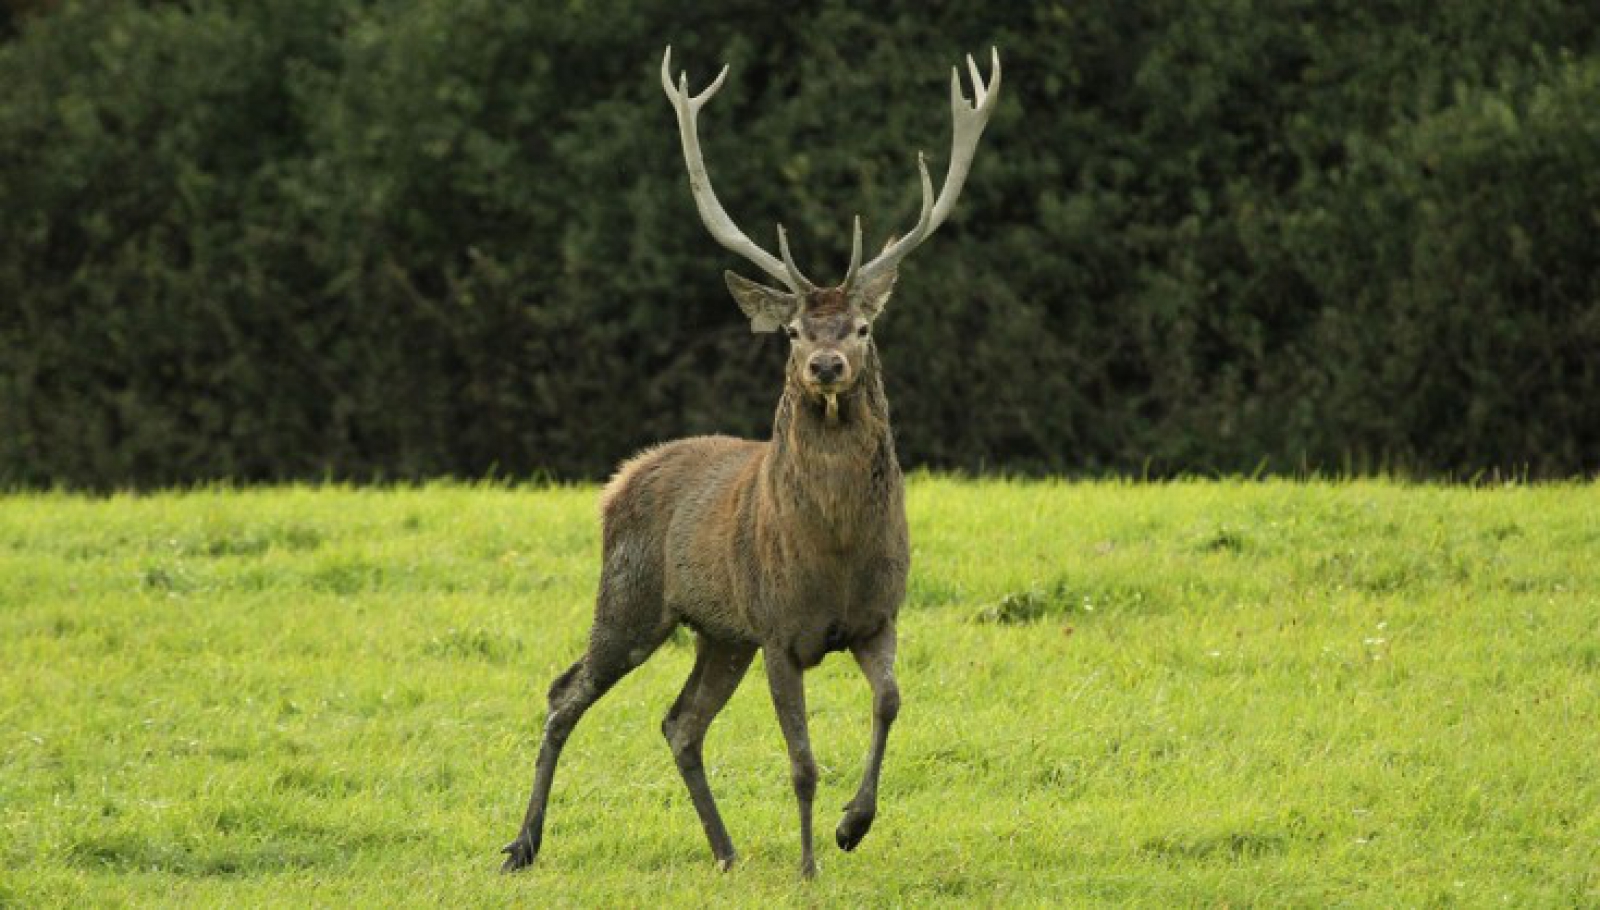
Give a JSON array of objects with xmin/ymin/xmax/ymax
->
[
  {"xmin": 501, "ymin": 45, "xmax": 998, "ymax": 878},
  {"xmin": 606, "ymin": 360, "xmax": 905, "ymax": 667}
]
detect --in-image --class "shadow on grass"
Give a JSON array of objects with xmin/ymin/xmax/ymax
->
[
  {"xmin": 65, "ymin": 808, "xmax": 421, "ymax": 877},
  {"xmin": 66, "ymin": 831, "xmax": 329, "ymax": 876},
  {"xmin": 1139, "ymin": 828, "xmax": 1291, "ymax": 861},
  {"xmin": 973, "ymin": 575, "xmax": 1160, "ymax": 625}
]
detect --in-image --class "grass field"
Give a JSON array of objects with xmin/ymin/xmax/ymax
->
[{"xmin": 2, "ymin": 479, "xmax": 1597, "ymax": 906}]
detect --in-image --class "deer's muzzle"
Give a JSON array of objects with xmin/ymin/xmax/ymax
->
[{"xmin": 807, "ymin": 351, "xmax": 847, "ymax": 387}]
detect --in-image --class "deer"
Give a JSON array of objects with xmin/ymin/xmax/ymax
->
[{"xmin": 500, "ymin": 45, "xmax": 1000, "ymax": 878}]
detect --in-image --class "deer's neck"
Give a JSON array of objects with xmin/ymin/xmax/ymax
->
[{"xmin": 764, "ymin": 348, "xmax": 901, "ymax": 544}]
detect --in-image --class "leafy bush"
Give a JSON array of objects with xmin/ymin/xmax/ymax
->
[{"xmin": 2, "ymin": 0, "xmax": 1597, "ymax": 486}]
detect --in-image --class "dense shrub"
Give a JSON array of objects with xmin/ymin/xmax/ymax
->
[{"xmin": 1, "ymin": 0, "xmax": 1597, "ymax": 486}]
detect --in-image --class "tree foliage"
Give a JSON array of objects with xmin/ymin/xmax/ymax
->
[{"xmin": 2, "ymin": 0, "xmax": 1598, "ymax": 486}]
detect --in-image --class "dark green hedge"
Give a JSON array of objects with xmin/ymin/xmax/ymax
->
[{"xmin": 3, "ymin": 1, "xmax": 1598, "ymax": 486}]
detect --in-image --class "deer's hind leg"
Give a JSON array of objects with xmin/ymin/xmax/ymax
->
[
  {"xmin": 662, "ymin": 634, "xmax": 756, "ymax": 870},
  {"xmin": 501, "ymin": 546, "xmax": 672, "ymax": 872}
]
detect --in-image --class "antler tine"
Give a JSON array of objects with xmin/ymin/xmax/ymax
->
[
  {"xmin": 854, "ymin": 48, "xmax": 1001, "ymax": 288},
  {"xmin": 776, "ymin": 225, "xmax": 817, "ymax": 292},
  {"xmin": 661, "ymin": 47, "xmax": 800, "ymax": 292},
  {"xmin": 966, "ymin": 55, "xmax": 985, "ymax": 105},
  {"xmin": 840, "ymin": 215, "xmax": 864, "ymax": 288}
]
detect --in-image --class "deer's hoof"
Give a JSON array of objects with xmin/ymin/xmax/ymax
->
[
  {"xmin": 714, "ymin": 853, "xmax": 737, "ymax": 873},
  {"xmin": 835, "ymin": 803, "xmax": 876, "ymax": 852},
  {"xmin": 499, "ymin": 832, "xmax": 540, "ymax": 873}
]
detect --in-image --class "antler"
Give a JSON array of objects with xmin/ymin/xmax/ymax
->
[
  {"xmin": 662, "ymin": 47, "xmax": 815, "ymax": 293},
  {"xmin": 852, "ymin": 48, "xmax": 1001, "ymax": 288}
]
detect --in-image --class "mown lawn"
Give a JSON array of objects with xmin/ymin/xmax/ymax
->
[{"xmin": 1, "ymin": 480, "xmax": 1597, "ymax": 906}]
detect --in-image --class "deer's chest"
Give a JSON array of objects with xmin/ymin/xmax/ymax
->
[{"xmin": 768, "ymin": 534, "xmax": 908, "ymax": 667}]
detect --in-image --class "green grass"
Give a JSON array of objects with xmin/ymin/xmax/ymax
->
[{"xmin": 2, "ymin": 479, "xmax": 1597, "ymax": 907}]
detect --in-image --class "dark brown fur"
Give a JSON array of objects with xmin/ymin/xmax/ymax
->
[
  {"xmin": 804, "ymin": 286, "xmax": 850, "ymax": 317},
  {"xmin": 502, "ymin": 292, "xmax": 908, "ymax": 877}
]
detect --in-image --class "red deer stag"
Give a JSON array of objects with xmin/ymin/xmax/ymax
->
[{"xmin": 502, "ymin": 45, "xmax": 1000, "ymax": 878}]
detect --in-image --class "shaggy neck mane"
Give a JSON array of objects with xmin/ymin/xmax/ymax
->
[{"xmin": 763, "ymin": 345, "xmax": 899, "ymax": 542}]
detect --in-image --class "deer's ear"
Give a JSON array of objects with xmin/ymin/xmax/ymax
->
[
  {"xmin": 851, "ymin": 267, "xmax": 897, "ymax": 322},
  {"xmin": 725, "ymin": 271, "xmax": 797, "ymax": 333}
]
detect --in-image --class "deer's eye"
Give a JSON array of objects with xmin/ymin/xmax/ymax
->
[
  {"xmin": 785, "ymin": 325, "xmax": 800, "ymax": 340},
  {"xmin": 857, "ymin": 324, "xmax": 870, "ymax": 338}
]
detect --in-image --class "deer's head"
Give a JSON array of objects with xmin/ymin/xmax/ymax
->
[{"xmin": 662, "ymin": 47, "xmax": 1001, "ymax": 403}]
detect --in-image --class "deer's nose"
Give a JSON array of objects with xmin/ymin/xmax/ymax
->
[{"xmin": 808, "ymin": 352, "xmax": 846, "ymax": 384}]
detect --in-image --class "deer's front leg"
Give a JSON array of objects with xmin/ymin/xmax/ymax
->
[
  {"xmin": 837, "ymin": 622, "xmax": 899, "ymax": 852},
  {"xmin": 764, "ymin": 649, "xmax": 818, "ymax": 878}
]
